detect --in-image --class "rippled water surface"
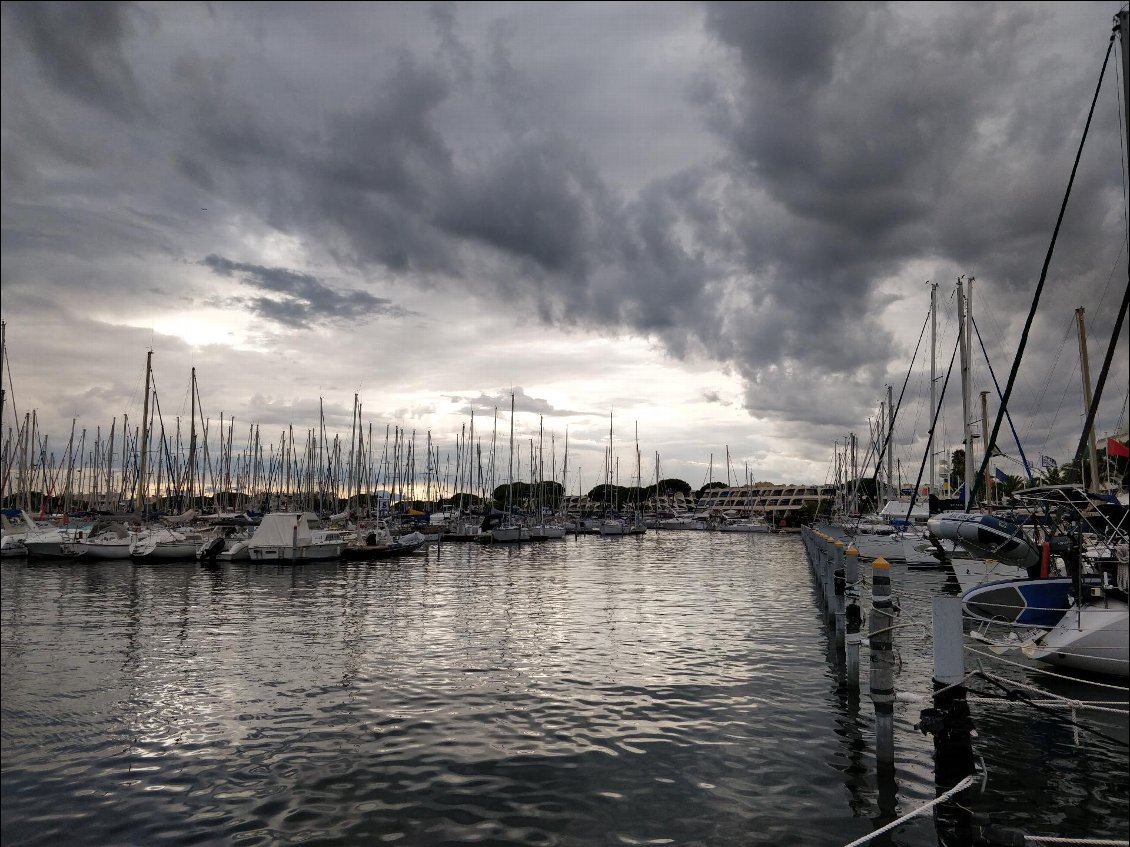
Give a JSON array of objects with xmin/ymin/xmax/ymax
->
[{"xmin": 3, "ymin": 532, "xmax": 1127, "ymax": 846}]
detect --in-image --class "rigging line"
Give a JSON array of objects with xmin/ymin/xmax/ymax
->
[
  {"xmin": 904, "ymin": 331, "xmax": 961, "ymax": 522},
  {"xmin": 867, "ymin": 308, "xmax": 931, "ymax": 486},
  {"xmin": 1117, "ymin": 11, "xmax": 1128, "ymax": 251},
  {"xmin": 1071, "ymin": 277, "xmax": 1130, "ymax": 470},
  {"xmin": 969, "ymin": 673, "xmax": 1130, "ymax": 748},
  {"xmin": 972, "ymin": 33, "xmax": 1117, "ymax": 505},
  {"xmin": 1023, "ymin": 312, "xmax": 1076, "ymax": 460},
  {"xmin": 969, "ymin": 315, "xmax": 1034, "ymax": 480}
]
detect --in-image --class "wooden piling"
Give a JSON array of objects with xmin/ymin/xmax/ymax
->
[
  {"xmin": 844, "ymin": 545, "xmax": 861, "ymax": 689},
  {"xmin": 870, "ymin": 556, "xmax": 895, "ymax": 765}
]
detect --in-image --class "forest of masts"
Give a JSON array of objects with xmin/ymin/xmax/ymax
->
[
  {"xmin": 4, "ymin": 383, "xmax": 541, "ymax": 517},
  {"xmin": 0, "ymin": 360, "xmax": 660, "ymax": 519}
]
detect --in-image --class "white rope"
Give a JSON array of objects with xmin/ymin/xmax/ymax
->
[
  {"xmin": 863, "ymin": 621, "xmax": 931, "ymax": 639},
  {"xmin": 978, "ymin": 669, "xmax": 1105, "ymax": 701},
  {"xmin": 967, "ymin": 697, "xmax": 1129, "ymax": 715},
  {"xmin": 840, "ymin": 774, "xmax": 977, "ymax": 847},
  {"xmin": 966, "ymin": 647, "xmax": 1130, "ymax": 692}
]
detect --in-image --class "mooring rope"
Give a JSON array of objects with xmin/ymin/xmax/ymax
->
[
  {"xmin": 969, "ymin": 672, "xmax": 1129, "ymax": 748},
  {"xmin": 967, "ymin": 697, "xmax": 1129, "ymax": 715},
  {"xmin": 840, "ymin": 775, "xmax": 977, "ymax": 847},
  {"xmin": 965, "ymin": 647, "xmax": 1130, "ymax": 692}
]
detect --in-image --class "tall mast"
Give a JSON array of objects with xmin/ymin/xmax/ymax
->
[
  {"xmin": 507, "ymin": 393, "xmax": 515, "ymax": 516},
  {"xmin": 0, "ymin": 320, "xmax": 6, "ymax": 434},
  {"xmin": 188, "ymin": 367, "xmax": 197, "ymax": 511},
  {"xmin": 608, "ymin": 410, "xmax": 614, "ymax": 500},
  {"xmin": 928, "ymin": 281, "xmax": 937, "ymax": 494},
  {"xmin": 886, "ymin": 383, "xmax": 894, "ymax": 506},
  {"xmin": 134, "ymin": 351, "xmax": 153, "ymax": 517},
  {"xmin": 1075, "ymin": 308, "xmax": 1101, "ymax": 491},
  {"xmin": 956, "ymin": 278, "xmax": 975, "ymax": 510},
  {"xmin": 980, "ymin": 391, "xmax": 991, "ymax": 504}
]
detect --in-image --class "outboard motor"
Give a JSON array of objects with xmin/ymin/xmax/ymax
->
[
  {"xmin": 200, "ymin": 536, "xmax": 225, "ymax": 561},
  {"xmin": 480, "ymin": 510, "xmax": 504, "ymax": 531}
]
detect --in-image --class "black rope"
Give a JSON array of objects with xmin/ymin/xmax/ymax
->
[
  {"xmin": 971, "ymin": 33, "xmax": 1117, "ymax": 505},
  {"xmin": 970, "ymin": 672, "xmax": 1129, "ymax": 748},
  {"xmin": 869, "ymin": 309, "xmax": 932, "ymax": 488},
  {"xmin": 969, "ymin": 315, "xmax": 1034, "ymax": 482},
  {"xmin": 1070, "ymin": 278, "xmax": 1130, "ymax": 473},
  {"xmin": 905, "ymin": 333, "xmax": 961, "ymax": 521}
]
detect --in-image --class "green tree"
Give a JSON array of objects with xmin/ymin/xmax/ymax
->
[
  {"xmin": 492, "ymin": 481, "xmax": 530, "ymax": 510},
  {"xmin": 993, "ymin": 473, "xmax": 1026, "ymax": 500},
  {"xmin": 658, "ymin": 478, "xmax": 692, "ymax": 497},
  {"xmin": 949, "ymin": 449, "xmax": 965, "ymax": 490},
  {"xmin": 696, "ymin": 480, "xmax": 727, "ymax": 499},
  {"xmin": 1037, "ymin": 465, "xmax": 1068, "ymax": 486}
]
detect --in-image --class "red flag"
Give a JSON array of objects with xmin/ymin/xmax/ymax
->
[{"xmin": 1108, "ymin": 437, "xmax": 1130, "ymax": 458}]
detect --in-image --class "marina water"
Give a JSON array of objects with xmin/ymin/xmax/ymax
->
[{"xmin": 2, "ymin": 532, "xmax": 1127, "ymax": 846}]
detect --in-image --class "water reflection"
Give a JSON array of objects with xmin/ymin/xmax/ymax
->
[{"xmin": 2, "ymin": 535, "xmax": 1126, "ymax": 847}]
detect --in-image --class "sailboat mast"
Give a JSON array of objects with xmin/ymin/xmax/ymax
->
[
  {"xmin": 956, "ymin": 278, "xmax": 975, "ymax": 510},
  {"xmin": 134, "ymin": 351, "xmax": 152, "ymax": 517},
  {"xmin": 980, "ymin": 391, "xmax": 991, "ymax": 504},
  {"xmin": 886, "ymin": 383, "xmax": 894, "ymax": 506},
  {"xmin": 1074, "ymin": 308, "xmax": 1101, "ymax": 491},
  {"xmin": 507, "ymin": 394, "xmax": 515, "ymax": 516},
  {"xmin": 928, "ymin": 281, "xmax": 937, "ymax": 494},
  {"xmin": 608, "ymin": 410, "xmax": 614, "ymax": 498},
  {"xmin": 188, "ymin": 367, "xmax": 197, "ymax": 511}
]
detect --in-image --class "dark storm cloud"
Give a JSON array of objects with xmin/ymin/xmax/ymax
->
[
  {"xmin": 202, "ymin": 255, "xmax": 411, "ymax": 328},
  {"xmin": 2, "ymin": 1, "xmax": 1124, "ymax": 472},
  {"xmin": 693, "ymin": 2, "xmax": 1125, "ymax": 423},
  {"xmin": 438, "ymin": 133, "xmax": 618, "ymax": 279},
  {"xmin": 4, "ymin": 1, "xmax": 147, "ymax": 121}
]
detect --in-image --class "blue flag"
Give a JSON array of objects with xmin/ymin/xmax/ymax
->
[
  {"xmin": 994, "ymin": 467, "xmax": 1009, "ymax": 484},
  {"xmin": 1040, "ymin": 454, "xmax": 1057, "ymax": 469}
]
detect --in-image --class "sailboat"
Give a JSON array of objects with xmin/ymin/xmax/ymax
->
[
  {"xmin": 527, "ymin": 418, "xmax": 566, "ymax": 540},
  {"xmin": 951, "ymin": 12, "xmax": 1129, "ymax": 678},
  {"xmin": 490, "ymin": 393, "xmax": 528, "ymax": 542},
  {"xmin": 598, "ymin": 412, "xmax": 631, "ymax": 536}
]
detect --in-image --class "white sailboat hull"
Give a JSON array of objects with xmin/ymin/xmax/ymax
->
[
  {"xmin": 248, "ymin": 543, "xmax": 344, "ymax": 561},
  {"xmin": 1027, "ymin": 599, "xmax": 1129, "ymax": 678},
  {"xmin": 490, "ymin": 526, "xmax": 528, "ymax": 543}
]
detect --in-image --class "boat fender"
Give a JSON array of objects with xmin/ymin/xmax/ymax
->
[{"xmin": 1039, "ymin": 542, "xmax": 1050, "ymax": 579}]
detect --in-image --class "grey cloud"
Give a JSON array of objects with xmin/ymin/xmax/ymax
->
[
  {"xmin": 2, "ymin": 2, "xmax": 1123, "ymax": 473},
  {"xmin": 4, "ymin": 1, "xmax": 147, "ymax": 121},
  {"xmin": 203, "ymin": 254, "xmax": 411, "ymax": 328},
  {"xmin": 453, "ymin": 388, "xmax": 585, "ymax": 419},
  {"xmin": 439, "ymin": 133, "xmax": 616, "ymax": 278}
]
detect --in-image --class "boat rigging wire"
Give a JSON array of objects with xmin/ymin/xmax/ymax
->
[
  {"xmin": 972, "ymin": 31, "xmax": 1117, "ymax": 504},
  {"xmin": 866, "ymin": 309, "xmax": 931, "ymax": 490},
  {"xmin": 967, "ymin": 672, "xmax": 1129, "ymax": 748},
  {"xmin": 903, "ymin": 332, "xmax": 961, "ymax": 522},
  {"xmin": 969, "ymin": 315, "xmax": 1034, "ymax": 480},
  {"xmin": 1070, "ymin": 278, "xmax": 1130, "ymax": 471}
]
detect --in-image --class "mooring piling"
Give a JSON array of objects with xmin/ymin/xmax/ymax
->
[
  {"xmin": 844, "ymin": 544, "xmax": 861, "ymax": 690},
  {"xmin": 870, "ymin": 555, "xmax": 895, "ymax": 766}
]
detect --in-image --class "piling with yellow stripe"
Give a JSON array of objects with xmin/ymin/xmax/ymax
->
[{"xmin": 870, "ymin": 556, "xmax": 895, "ymax": 765}]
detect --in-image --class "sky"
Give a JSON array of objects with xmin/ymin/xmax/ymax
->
[{"xmin": 1, "ymin": 1, "xmax": 1128, "ymax": 496}]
